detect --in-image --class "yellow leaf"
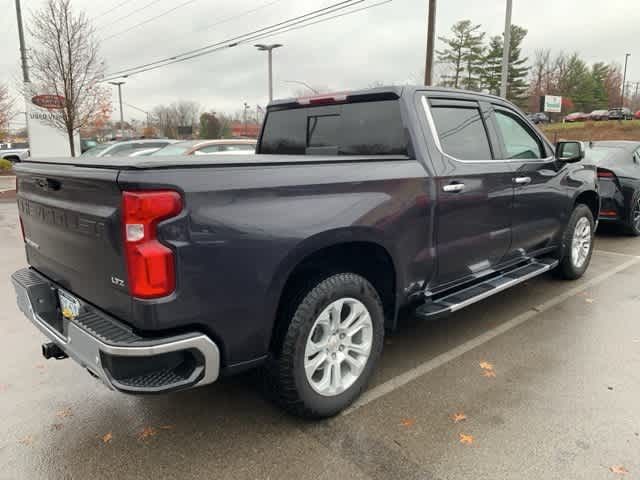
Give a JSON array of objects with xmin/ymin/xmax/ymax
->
[
  {"xmin": 610, "ymin": 465, "xmax": 629, "ymax": 475},
  {"xmin": 159, "ymin": 425, "xmax": 175, "ymax": 430},
  {"xmin": 479, "ymin": 361, "xmax": 494, "ymax": 371},
  {"xmin": 102, "ymin": 432, "xmax": 113, "ymax": 444},
  {"xmin": 137, "ymin": 426, "xmax": 157, "ymax": 440},
  {"xmin": 585, "ymin": 298, "xmax": 594, "ymax": 304},
  {"xmin": 18, "ymin": 435, "xmax": 33, "ymax": 446},
  {"xmin": 482, "ymin": 370, "xmax": 497, "ymax": 378},
  {"xmin": 450, "ymin": 412, "xmax": 467, "ymax": 423},
  {"xmin": 459, "ymin": 433, "xmax": 474, "ymax": 445},
  {"xmin": 400, "ymin": 418, "xmax": 415, "ymax": 427}
]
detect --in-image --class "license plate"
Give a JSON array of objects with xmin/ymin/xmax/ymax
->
[{"xmin": 58, "ymin": 290, "xmax": 81, "ymax": 320}]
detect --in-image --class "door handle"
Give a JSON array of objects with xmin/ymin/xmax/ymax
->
[
  {"xmin": 443, "ymin": 183, "xmax": 465, "ymax": 193},
  {"xmin": 514, "ymin": 176, "xmax": 532, "ymax": 185}
]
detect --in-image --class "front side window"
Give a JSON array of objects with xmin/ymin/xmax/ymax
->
[
  {"xmin": 494, "ymin": 111, "xmax": 543, "ymax": 160},
  {"xmin": 429, "ymin": 105, "xmax": 493, "ymax": 160}
]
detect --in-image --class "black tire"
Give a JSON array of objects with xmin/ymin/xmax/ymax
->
[
  {"xmin": 623, "ymin": 190, "xmax": 640, "ymax": 236},
  {"xmin": 556, "ymin": 204, "xmax": 595, "ymax": 280},
  {"xmin": 265, "ymin": 273, "xmax": 384, "ymax": 418}
]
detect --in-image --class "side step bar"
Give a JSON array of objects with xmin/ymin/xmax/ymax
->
[{"xmin": 415, "ymin": 258, "xmax": 559, "ymax": 320}]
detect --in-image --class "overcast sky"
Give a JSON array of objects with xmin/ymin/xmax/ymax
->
[{"xmin": 1, "ymin": 0, "xmax": 638, "ymax": 123}]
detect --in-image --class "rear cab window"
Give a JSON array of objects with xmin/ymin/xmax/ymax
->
[{"xmin": 259, "ymin": 95, "xmax": 410, "ymax": 156}]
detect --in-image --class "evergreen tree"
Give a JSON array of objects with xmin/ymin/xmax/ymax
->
[
  {"xmin": 437, "ymin": 20, "xmax": 485, "ymax": 90},
  {"xmin": 479, "ymin": 25, "xmax": 530, "ymax": 107}
]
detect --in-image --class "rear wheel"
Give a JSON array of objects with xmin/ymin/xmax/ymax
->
[
  {"xmin": 556, "ymin": 204, "xmax": 594, "ymax": 280},
  {"xmin": 624, "ymin": 191, "xmax": 640, "ymax": 236},
  {"xmin": 265, "ymin": 273, "xmax": 384, "ymax": 418}
]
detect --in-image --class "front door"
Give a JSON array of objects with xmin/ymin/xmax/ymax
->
[
  {"xmin": 490, "ymin": 106, "xmax": 567, "ymax": 259},
  {"xmin": 420, "ymin": 95, "xmax": 514, "ymax": 289}
]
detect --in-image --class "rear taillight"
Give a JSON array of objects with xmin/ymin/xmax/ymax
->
[
  {"xmin": 597, "ymin": 168, "xmax": 615, "ymax": 178},
  {"xmin": 122, "ymin": 190, "xmax": 182, "ymax": 299}
]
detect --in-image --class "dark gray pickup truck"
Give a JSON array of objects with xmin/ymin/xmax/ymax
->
[{"xmin": 11, "ymin": 87, "xmax": 598, "ymax": 417}]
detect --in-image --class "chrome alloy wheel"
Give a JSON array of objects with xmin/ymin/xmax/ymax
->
[
  {"xmin": 303, "ymin": 298, "xmax": 373, "ymax": 397},
  {"xmin": 571, "ymin": 217, "xmax": 592, "ymax": 269},
  {"xmin": 632, "ymin": 197, "xmax": 640, "ymax": 232}
]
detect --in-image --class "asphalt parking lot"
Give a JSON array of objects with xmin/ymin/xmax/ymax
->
[{"xmin": 1, "ymin": 200, "xmax": 639, "ymax": 480}]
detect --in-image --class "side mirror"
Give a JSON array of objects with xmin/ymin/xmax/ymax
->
[{"xmin": 556, "ymin": 141, "xmax": 584, "ymax": 163}]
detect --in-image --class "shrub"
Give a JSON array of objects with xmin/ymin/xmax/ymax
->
[{"xmin": 0, "ymin": 158, "xmax": 13, "ymax": 172}]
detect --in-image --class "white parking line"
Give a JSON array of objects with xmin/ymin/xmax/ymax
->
[
  {"xmin": 342, "ymin": 256, "xmax": 640, "ymax": 416},
  {"xmin": 594, "ymin": 249, "xmax": 640, "ymax": 258}
]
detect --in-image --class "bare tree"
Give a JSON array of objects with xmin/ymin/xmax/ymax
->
[
  {"xmin": 28, "ymin": 0, "xmax": 108, "ymax": 156},
  {"xmin": 0, "ymin": 83, "xmax": 15, "ymax": 135}
]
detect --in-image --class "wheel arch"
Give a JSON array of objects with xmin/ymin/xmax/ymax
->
[{"xmin": 266, "ymin": 228, "xmax": 400, "ymax": 355}]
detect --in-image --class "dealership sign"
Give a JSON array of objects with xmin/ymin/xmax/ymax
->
[
  {"xmin": 31, "ymin": 94, "xmax": 66, "ymax": 110},
  {"xmin": 27, "ymin": 90, "xmax": 80, "ymax": 158},
  {"xmin": 542, "ymin": 95, "xmax": 562, "ymax": 113}
]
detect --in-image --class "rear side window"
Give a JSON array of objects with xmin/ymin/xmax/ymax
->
[
  {"xmin": 260, "ymin": 100, "xmax": 409, "ymax": 156},
  {"xmin": 429, "ymin": 106, "xmax": 492, "ymax": 160}
]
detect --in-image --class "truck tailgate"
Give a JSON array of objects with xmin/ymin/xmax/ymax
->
[{"xmin": 15, "ymin": 162, "xmax": 131, "ymax": 321}]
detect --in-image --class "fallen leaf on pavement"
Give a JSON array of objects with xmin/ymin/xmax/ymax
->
[
  {"xmin": 35, "ymin": 364, "xmax": 45, "ymax": 369},
  {"xmin": 585, "ymin": 298, "xmax": 594, "ymax": 304},
  {"xmin": 482, "ymin": 370, "xmax": 497, "ymax": 378},
  {"xmin": 102, "ymin": 432, "xmax": 113, "ymax": 444},
  {"xmin": 55, "ymin": 408, "xmax": 73, "ymax": 419},
  {"xmin": 0, "ymin": 383, "xmax": 8, "ymax": 392},
  {"xmin": 400, "ymin": 418, "xmax": 415, "ymax": 428},
  {"xmin": 479, "ymin": 361, "xmax": 494, "ymax": 371},
  {"xmin": 159, "ymin": 425, "xmax": 175, "ymax": 430},
  {"xmin": 450, "ymin": 412, "xmax": 467, "ymax": 423},
  {"xmin": 51, "ymin": 423, "xmax": 63, "ymax": 431},
  {"xmin": 18, "ymin": 435, "xmax": 33, "ymax": 446},
  {"xmin": 459, "ymin": 433, "xmax": 474, "ymax": 445},
  {"xmin": 137, "ymin": 426, "xmax": 157, "ymax": 441},
  {"xmin": 610, "ymin": 465, "xmax": 629, "ymax": 475}
]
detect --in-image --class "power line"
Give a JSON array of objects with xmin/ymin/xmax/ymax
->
[
  {"xmin": 195, "ymin": 0, "xmax": 285, "ymax": 34},
  {"xmin": 101, "ymin": 0, "xmax": 198, "ymax": 41},
  {"xmin": 102, "ymin": 0, "xmax": 363, "ymax": 80},
  {"xmin": 101, "ymin": 0, "xmax": 391, "ymax": 82},
  {"xmin": 95, "ymin": 0, "xmax": 133, "ymax": 19},
  {"xmin": 97, "ymin": 0, "xmax": 166, "ymax": 32}
]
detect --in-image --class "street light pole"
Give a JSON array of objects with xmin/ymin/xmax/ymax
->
[
  {"xmin": 500, "ymin": 0, "xmax": 513, "ymax": 98},
  {"xmin": 424, "ymin": 0, "xmax": 437, "ymax": 86},
  {"xmin": 621, "ymin": 53, "xmax": 631, "ymax": 108},
  {"xmin": 283, "ymin": 80, "xmax": 319, "ymax": 94},
  {"xmin": 109, "ymin": 81, "xmax": 125, "ymax": 138},
  {"xmin": 255, "ymin": 44, "xmax": 283, "ymax": 103}
]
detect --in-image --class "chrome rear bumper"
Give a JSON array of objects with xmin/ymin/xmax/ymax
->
[{"xmin": 11, "ymin": 268, "xmax": 220, "ymax": 394}]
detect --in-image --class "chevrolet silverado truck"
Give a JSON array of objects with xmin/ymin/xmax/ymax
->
[{"xmin": 11, "ymin": 87, "xmax": 598, "ymax": 418}]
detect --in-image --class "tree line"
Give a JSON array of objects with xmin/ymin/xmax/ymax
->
[{"xmin": 436, "ymin": 19, "xmax": 629, "ymax": 113}]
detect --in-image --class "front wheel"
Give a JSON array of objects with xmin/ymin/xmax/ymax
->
[
  {"xmin": 265, "ymin": 273, "xmax": 384, "ymax": 418},
  {"xmin": 556, "ymin": 204, "xmax": 595, "ymax": 280}
]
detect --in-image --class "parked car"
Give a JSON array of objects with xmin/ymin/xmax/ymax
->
[
  {"xmin": 0, "ymin": 143, "xmax": 29, "ymax": 163},
  {"xmin": 564, "ymin": 112, "xmax": 588, "ymax": 123},
  {"xmin": 527, "ymin": 112, "xmax": 550, "ymax": 124},
  {"xmin": 81, "ymin": 139, "xmax": 176, "ymax": 157},
  {"xmin": 151, "ymin": 139, "xmax": 256, "ymax": 156},
  {"xmin": 11, "ymin": 86, "xmax": 598, "ymax": 418},
  {"xmin": 635, "ymin": 110, "xmax": 640, "ymax": 120},
  {"xmin": 589, "ymin": 109, "xmax": 610, "ymax": 121},
  {"xmin": 608, "ymin": 107, "xmax": 634, "ymax": 120},
  {"xmin": 585, "ymin": 141, "xmax": 640, "ymax": 235},
  {"xmin": 80, "ymin": 138, "xmax": 98, "ymax": 153}
]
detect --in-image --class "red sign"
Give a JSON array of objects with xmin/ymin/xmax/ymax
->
[{"xmin": 31, "ymin": 94, "xmax": 66, "ymax": 110}]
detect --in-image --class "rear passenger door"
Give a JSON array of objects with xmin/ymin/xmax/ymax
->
[
  {"xmin": 490, "ymin": 105, "xmax": 566, "ymax": 259},
  {"xmin": 419, "ymin": 95, "xmax": 515, "ymax": 289}
]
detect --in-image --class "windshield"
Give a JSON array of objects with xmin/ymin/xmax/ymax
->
[
  {"xmin": 81, "ymin": 144, "xmax": 111, "ymax": 157},
  {"xmin": 151, "ymin": 142, "xmax": 196, "ymax": 156}
]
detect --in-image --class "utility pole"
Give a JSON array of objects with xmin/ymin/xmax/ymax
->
[
  {"xmin": 424, "ymin": 0, "xmax": 437, "ymax": 86},
  {"xmin": 621, "ymin": 53, "xmax": 631, "ymax": 108},
  {"xmin": 14, "ymin": 0, "xmax": 29, "ymax": 84},
  {"xmin": 109, "ymin": 81, "xmax": 125, "ymax": 138},
  {"xmin": 243, "ymin": 102, "xmax": 250, "ymax": 136},
  {"xmin": 499, "ymin": 0, "xmax": 513, "ymax": 98},
  {"xmin": 255, "ymin": 44, "xmax": 283, "ymax": 103}
]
